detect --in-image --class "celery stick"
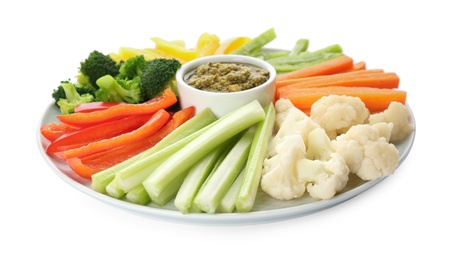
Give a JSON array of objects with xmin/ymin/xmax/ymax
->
[
  {"xmin": 236, "ymin": 103, "xmax": 275, "ymax": 212},
  {"xmin": 105, "ymin": 177, "xmax": 125, "ymax": 199},
  {"xmin": 143, "ymin": 100, "xmax": 265, "ymax": 203},
  {"xmin": 289, "ymin": 39, "xmax": 309, "ymax": 56},
  {"xmin": 152, "ymin": 170, "xmax": 189, "ymax": 206},
  {"xmin": 91, "ymin": 108, "xmax": 216, "ymax": 193},
  {"xmin": 126, "ymin": 184, "xmax": 150, "ymax": 205},
  {"xmin": 174, "ymin": 140, "xmax": 233, "ymax": 213},
  {"xmin": 270, "ymin": 53, "xmax": 343, "ymax": 73},
  {"xmin": 231, "ymin": 28, "xmax": 277, "ymax": 55},
  {"xmin": 217, "ymin": 169, "xmax": 245, "ymax": 213},
  {"xmin": 193, "ymin": 126, "xmax": 256, "ymax": 214}
]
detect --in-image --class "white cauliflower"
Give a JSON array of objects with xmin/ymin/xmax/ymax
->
[
  {"xmin": 310, "ymin": 95, "xmax": 370, "ymax": 139},
  {"xmin": 297, "ymin": 128, "xmax": 349, "ymax": 200},
  {"xmin": 368, "ymin": 101, "xmax": 415, "ymax": 143},
  {"xmin": 267, "ymin": 98, "xmax": 320, "ymax": 157},
  {"xmin": 261, "ymin": 135, "xmax": 307, "ymax": 200},
  {"xmin": 332, "ymin": 123, "xmax": 399, "ymax": 181}
]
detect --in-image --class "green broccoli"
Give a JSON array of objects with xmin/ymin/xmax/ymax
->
[
  {"xmin": 117, "ymin": 55, "xmax": 147, "ymax": 80},
  {"xmin": 52, "ymin": 80, "xmax": 97, "ymax": 106},
  {"xmin": 95, "ymin": 75, "xmax": 142, "ymax": 103},
  {"xmin": 56, "ymin": 82, "xmax": 95, "ymax": 114},
  {"xmin": 77, "ymin": 50, "xmax": 120, "ymax": 88},
  {"xmin": 140, "ymin": 58, "xmax": 181, "ymax": 101}
]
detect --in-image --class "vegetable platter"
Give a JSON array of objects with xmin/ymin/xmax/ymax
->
[{"xmin": 37, "ymin": 28, "xmax": 416, "ymax": 225}]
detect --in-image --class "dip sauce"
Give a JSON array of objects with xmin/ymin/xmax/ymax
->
[{"xmin": 185, "ymin": 62, "xmax": 270, "ymax": 92}]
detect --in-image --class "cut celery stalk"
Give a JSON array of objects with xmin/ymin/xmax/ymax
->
[
  {"xmin": 217, "ymin": 169, "xmax": 245, "ymax": 213},
  {"xmin": 152, "ymin": 170, "xmax": 189, "ymax": 206},
  {"xmin": 231, "ymin": 28, "xmax": 277, "ymax": 55},
  {"xmin": 193, "ymin": 126, "xmax": 256, "ymax": 214},
  {"xmin": 174, "ymin": 140, "xmax": 233, "ymax": 213},
  {"xmin": 289, "ymin": 39, "xmax": 309, "ymax": 56},
  {"xmin": 105, "ymin": 177, "xmax": 125, "ymax": 199},
  {"xmin": 91, "ymin": 108, "xmax": 216, "ymax": 193},
  {"xmin": 125, "ymin": 184, "xmax": 150, "ymax": 205},
  {"xmin": 236, "ymin": 103, "xmax": 275, "ymax": 212},
  {"xmin": 143, "ymin": 100, "xmax": 265, "ymax": 203}
]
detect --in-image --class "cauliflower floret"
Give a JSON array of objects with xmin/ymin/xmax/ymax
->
[
  {"xmin": 310, "ymin": 95, "xmax": 370, "ymax": 139},
  {"xmin": 297, "ymin": 153, "xmax": 349, "ymax": 200},
  {"xmin": 368, "ymin": 101, "xmax": 415, "ymax": 143},
  {"xmin": 261, "ymin": 135, "xmax": 307, "ymax": 200},
  {"xmin": 332, "ymin": 123, "xmax": 399, "ymax": 181},
  {"xmin": 267, "ymin": 98, "xmax": 320, "ymax": 157},
  {"xmin": 297, "ymin": 128, "xmax": 349, "ymax": 200}
]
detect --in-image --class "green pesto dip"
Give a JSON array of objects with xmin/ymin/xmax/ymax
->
[{"xmin": 185, "ymin": 62, "xmax": 270, "ymax": 92}]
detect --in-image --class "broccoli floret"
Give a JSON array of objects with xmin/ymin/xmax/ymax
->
[
  {"xmin": 140, "ymin": 58, "xmax": 181, "ymax": 101},
  {"xmin": 95, "ymin": 75, "xmax": 142, "ymax": 103},
  {"xmin": 57, "ymin": 82, "xmax": 94, "ymax": 114},
  {"xmin": 117, "ymin": 55, "xmax": 147, "ymax": 80},
  {"xmin": 77, "ymin": 50, "xmax": 120, "ymax": 88},
  {"xmin": 52, "ymin": 80, "xmax": 97, "ymax": 106}
]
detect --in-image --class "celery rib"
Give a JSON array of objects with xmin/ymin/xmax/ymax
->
[
  {"xmin": 235, "ymin": 103, "xmax": 275, "ymax": 212},
  {"xmin": 194, "ymin": 126, "xmax": 256, "ymax": 214},
  {"xmin": 142, "ymin": 100, "xmax": 266, "ymax": 204}
]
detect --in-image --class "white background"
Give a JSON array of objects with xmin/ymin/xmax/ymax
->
[{"xmin": 2, "ymin": 0, "xmax": 453, "ymax": 259}]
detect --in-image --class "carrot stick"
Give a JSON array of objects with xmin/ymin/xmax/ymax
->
[
  {"xmin": 343, "ymin": 61, "xmax": 366, "ymax": 72},
  {"xmin": 276, "ymin": 69, "xmax": 385, "ymax": 88},
  {"xmin": 56, "ymin": 88, "xmax": 177, "ymax": 127},
  {"xmin": 277, "ymin": 71, "xmax": 400, "ymax": 92},
  {"xmin": 278, "ymin": 86, "xmax": 407, "ymax": 113},
  {"xmin": 65, "ymin": 107, "xmax": 195, "ymax": 179},
  {"xmin": 276, "ymin": 55, "xmax": 354, "ymax": 82},
  {"xmin": 57, "ymin": 109, "xmax": 171, "ymax": 160}
]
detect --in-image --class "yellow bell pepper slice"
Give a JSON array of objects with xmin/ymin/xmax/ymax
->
[
  {"xmin": 215, "ymin": 37, "xmax": 251, "ymax": 54},
  {"xmin": 151, "ymin": 37, "xmax": 198, "ymax": 62},
  {"xmin": 195, "ymin": 33, "xmax": 220, "ymax": 57}
]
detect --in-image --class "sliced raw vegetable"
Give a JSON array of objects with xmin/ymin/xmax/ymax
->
[
  {"xmin": 174, "ymin": 140, "xmax": 234, "ymax": 213},
  {"xmin": 106, "ymin": 177, "xmax": 125, "ymax": 199},
  {"xmin": 231, "ymin": 28, "xmax": 277, "ymax": 56},
  {"xmin": 64, "ymin": 107, "xmax": 195, "ymax": 178},
  {"xmin": 195, "ymin": 33, "xmax": 220, "ymax": 57},
  {"xmin": 277, "ymin": 71, "xmax": 400, "ymax": 93},
  {"xmin": 46, "ymin": 114, "xmax": 151, "ymax": 153},
  {"xmin": 40, "ymin": 122, "xmax": 80, "ymax": 142},
  {"xmin": 125, "ymin": 184, "xmax": 150, "ymax": 205},
  {"xmin": 74, "ymin": 101, "xmax": 123, "ymax": 113},
  {"xmin": 57, "ymin": 109, "xmax": 170, "ymax": 160},
  {"xmin": 91, "ymin": 108, "xmax": 216, "ymax": 193},
  {"xmin": 235, "ymin": 103, "xmax": 276, "ymax": 212},
  {"xmin": 56, "ymin": 88, "xmax": 177, "ymax": 127},
  {"xmin": 279, "ymin": 86, "xmax": 407, "ymax": 113},
  {"xmin": 193, "ymin": 126, "xmax": 256, "ymax": 214},
  {"xmin": 218, "ymin": 169, "xmax": 245, "ymax": 213},
  {"xmin": 142, "ymin": 100, "xmax": 266, "ymax": 204},
  {"xmin": 151, "ymin": 37, "xmax": 199, "ymax": 62},
  {"xmin": 289, "ymin": 39, "xmax": 309, "ymax": 56},
  {"xmin": 276, "ymin": 55, "xmax": 354, "ymax": 83}
]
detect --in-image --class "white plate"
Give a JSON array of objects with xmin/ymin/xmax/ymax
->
[{"xmin": 37, "ymin": 102, "xmax": 415, "ymax": 225}]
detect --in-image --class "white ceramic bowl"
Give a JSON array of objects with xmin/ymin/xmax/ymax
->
[{"xmin": 176, "ymin": 55, "xmax": 276, "ymax": 118}]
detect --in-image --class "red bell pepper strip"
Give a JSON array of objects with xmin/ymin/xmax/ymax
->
[
  {"xmin": 40, "ymin": 122, "xmax": 80, "ymax": 142},
  {"xmin": 46, "ymin": 114, "xmax": 151, "ymax": 154},
  {"xmin": 65, "ymin": 106, "xmax": 195, "ymax": 179},
  {"xmin": 74, "ymin": 101, "xmax": 123, "ymax": 113},
  {"xmin": 56, "ymin": 88, "xmax": 177, "ymax": 127},
  {"xmin": 56, "ymin": 109, "xmax": 171, "ymax": 160}
]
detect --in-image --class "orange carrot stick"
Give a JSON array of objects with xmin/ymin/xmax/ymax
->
[
  {"xmin": 278, "ymin": 86, "xmax": 407, "ymax": 113},
  {"xmin": 275, "ymin": 55, "xmax": 354, "ymax": 82},
  {"xmin": 276, "ymin": 69, "xmax": 385, "ymax": 88},
  {"xmin": 57, "ymin": 109, "xmax": 171, "ymax": 160},
  {"xmin": 56, "ymin": 88, "xmax": 177, "ymax": 127},
  {"xmin": 343, "ymin": 61, "xmax": 366, "ymax": 72},
  {"xmin": 277, "ymin": 71, "xmax": 400, "ymax": 92}
]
